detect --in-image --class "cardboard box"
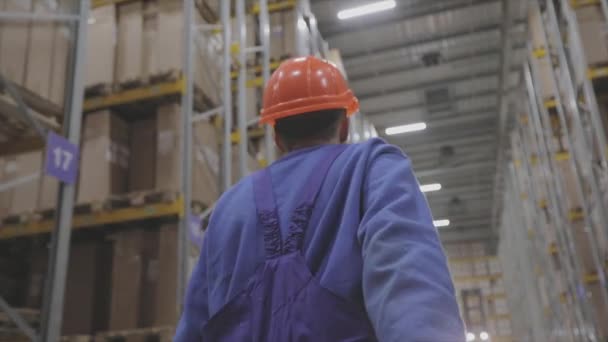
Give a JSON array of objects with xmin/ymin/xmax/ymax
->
[
  {"xmin": 156, "ymin": 103, "xmax": 219, "ymax": 207},
  {"xmin": 589, "ymin": 283, "xmax": 608, "ymax": 339},
  {"xmin": 5, "ymin": 152, "xmax": 43, "ymax": 215},
  {"xmin": 576, "ymin": 6, "xmax": 608, "ymax": 67},
  {"xmin": 78, "ymin": 110, "xmax": 129, "ymax": 204},
  {"xmin": 116, "ymin": 1, "xmax": 144, "ymax": 83},
  {"xmin": 86, "ymin": 5, "xmax": 117, "ymax": 86},
  {"xmin": 555, "ymin": 159, "xmax": 583, "ymax": 209},
  {"xmin": 0, "ymin": 0, "xmax": 32, "ymax": 85},
  {"xmin": 25, "ymin": 247, "xmax": 48, "ymax": 308},
  {"xmin": 142, "ymin": 0, "xmax": 159, "ymax": 80},
  {"xmin": 49, "ymin": 23, "xmax": 69, "ymax": 106},
  {"xmin": 63, "ymin": 240, "xmax": 112, "ymax": 335},
  {"xmin": 154, "ymin": 224, "xmax": 179, "ymax": 325},
  {"xmin": 25, "ymin": 1, "xmax": 55, "ymax": 99},
  {"xmin": 528, "ymin": 5, "xmax": 545, "ymax": 51},
  {"xmin": 531, "ymin": 57, "xmax": 556, "ymax": 100},
  {"xmin": 129, "ymin": 117, "xmax": 157, "ymax": 192},
  {"xmin": 156, "ymin": 0, "xmax": 183, "ymax": 73},
  {"xmin": 109, "ymin": 229, "xmax": 145, "ymax": 330}
]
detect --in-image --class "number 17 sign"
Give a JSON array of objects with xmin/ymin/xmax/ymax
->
[{"xmin": 44, "ymin": 132, "xmax": 80, "ymax": 184}]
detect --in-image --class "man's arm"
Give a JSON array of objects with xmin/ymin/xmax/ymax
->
[
  {"xmin": 175, "ymin": 239, "xmax": 209, "ymax": 341},
  {"xmin": 358, "ymin": 146, "xmax": 465, "ymax": 342}
]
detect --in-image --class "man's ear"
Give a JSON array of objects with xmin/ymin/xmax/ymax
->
[
  {"xmin": 274, "ymin": 133, "xmax": 287, "ymax": 153},
  {"xmin": 339, "ymin": 116, "xmax": 349, "ymax": 143}
]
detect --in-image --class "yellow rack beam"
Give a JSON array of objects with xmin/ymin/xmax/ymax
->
[
  {"xmin": 251, "ymin": 0, "xmax": 297, "ymax": 14},
  {"xmin": 230, "ymin": 61, "xmax": 283, "ymax": 79},
  {"xmin": 0, "ymin": 199, "xmax": 183, "ymax": 240},
  {"xmin": 485, "ymin": 293, "xmax": 507, "ymax": 300},
  {"xmin": 587, "ymin": 66, "xmax": 608, "ymax": 80},
  {"xmin": 84, "ymin": 77, "xmax": 185, "ymax": 112},
  {"xmin": 487, "ymin": 313, "xmax": 512, "ymax": 321},
  {"xmin": 94, "ymin": 0, "xmax": 297, "ymax": 14},
  {"xmin": 230, "ymin": 127, "xmax": 266, "ymax": 143},
  {"xmin": 448, "ymin": 255, "xmax": 498, "ymax": 264},
  {"xmin": 452, "ymin": 273, "xmax": 502, "ymax": 283},
  {"xmin": 571, "ymin": 0, "xmax": 600, "ymax": 8}
]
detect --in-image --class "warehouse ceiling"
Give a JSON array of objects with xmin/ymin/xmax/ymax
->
[{"xmin": 312, "ymin": 0, "xmax": 527, "ymax": 244}]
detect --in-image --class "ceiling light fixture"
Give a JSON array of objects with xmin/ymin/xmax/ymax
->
[
  {"xmin": 420, "ymin": 183, "xmax": 442, "ymax": 193},
  {"xmin": 433, "ymin": 219, "xmax": 450, "ymax": 228},
  {"xmin": 479, "ymin": 332, "xmax": 490, "ymax": 341},
  {"xmin": 385, "ymin": 122, "xmax": 427, "ymax": 136},
  {"xmin": 466, "ymin": 332, "xmax": 476, "ymax": 341},
  {"xmin": 337, "ymin": 0, "xmax": 396, "ymax": 20}
]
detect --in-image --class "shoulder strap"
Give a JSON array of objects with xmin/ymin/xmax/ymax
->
[
  {"xmin": 252, "ymin": 170, "xmax": 283, "ymax": 259},
  {"xmin": 283, "ymin": 144, "xmax": 347, "ymax": 254}
]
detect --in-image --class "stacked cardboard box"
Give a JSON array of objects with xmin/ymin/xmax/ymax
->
[
  {"xmin": 0, "ymin": 151, "xmax": 58, "ymax": 217},
  {"xmin": 108, "ymin": 224, "xmax": 180, "ymax": 329},
  {"xmin": 77, "ymin": 110, "xmax": 130, "ymax": 204},
  {"xmin": 26, "ymin": 240, "xmax": 112, "ymax": 335},
  {"xmin": 575, "ymin": 6, "xmax": 608, "ymax": 67}
]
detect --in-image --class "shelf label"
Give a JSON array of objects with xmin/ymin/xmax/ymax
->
[
  {"xmin": 188, "ymin": 214, "xmax": 204, "ymax": 247},
  {"xmin": 44, "ymin": 132, "xmax": 79, "ymax": 184}
]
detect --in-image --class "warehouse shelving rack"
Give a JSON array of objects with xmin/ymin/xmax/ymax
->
[
  {"xmin": 0, "ymin": 2, "xmax": 90, "ymax": 341},
  {"xmin": 502, "ymin": 0, "xmax": 608, "ymax": 340},
  {"xmin": 0, "ymin": 1, "xmax": 378, "ymax": 340}
]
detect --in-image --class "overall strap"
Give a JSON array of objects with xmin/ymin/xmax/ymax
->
[
  {"xmin": 283, "ymin": 144, "xmax": 347, "ymax": 254},
  {"xmin": 252, "ymin": 170, "xmax": 283, "ymax": 259}
]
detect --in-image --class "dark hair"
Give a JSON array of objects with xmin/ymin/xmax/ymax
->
[{"xmin": 275, "ymin": 109, "xmax": 346, "ymax": 149}]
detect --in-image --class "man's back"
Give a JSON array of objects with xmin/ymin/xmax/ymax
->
[{"xmin": 178, "ymin": 138, "xmax": 465, "ymax": 341}]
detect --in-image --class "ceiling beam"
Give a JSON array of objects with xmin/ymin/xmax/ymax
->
[
  {"xmin": 368, "ymin": 89, "xmax": 497, "ymax": 117},
  {"xmin": 416, "ymin": 161, "xmax": 497, "ymax": 178},
  {"xmin": 358, "ymin": 70, "xmax": 499, "ymax": 100},
  {"xmin": 439, "ymin": 227, "xmax": 495, "ymax": 243},
  {"xmin": 349, "ymin": 44, "xmax": 525, "ymax": 82},
  {"xmin": 320, "ymin": 0, "xmax": 500, "ymax": 38},
  {"xmin": 341, "ymin": 19, "xmax": 525, "ymax": 60}
]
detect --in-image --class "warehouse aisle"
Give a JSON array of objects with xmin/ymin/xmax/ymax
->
[{"xmin": 0, "ymin": 0, "xmax": 607, "ymax": 341}]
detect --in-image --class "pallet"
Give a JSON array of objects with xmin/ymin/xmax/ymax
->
[
  {"xmin": 0, "ymin": 308, "xmax": 40, "ymax": 331},
  {"xmin": 85, "ymin": 83, "xmax": 115, "ymax": 98},
  {"xmin": 94, "ymin": 326, "xmax": 174, "ymax": 342}
]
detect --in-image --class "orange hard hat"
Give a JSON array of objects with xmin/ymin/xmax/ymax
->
[{"xmin": 260, "ymin": 56, "xmax": 359, "ymax": 125}]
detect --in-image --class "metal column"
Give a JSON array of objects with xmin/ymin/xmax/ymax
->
[
  {"xmin": 221, "ymin": 0, "xmax": 233, "ymax": 192},
  {"xmin": 177, "ymin": 0, "xmax": 195, "ymax": 312},
  {"xmin": 259, "ymin": 0, "xmax": 275, "ymax": 165},
  {"xmin": 236, "ymin": 0, "xmax": 248, "ymax": 179},
  {"xmin": 39, "ymin": 1, "xmax": 89, "ymax": 340}
]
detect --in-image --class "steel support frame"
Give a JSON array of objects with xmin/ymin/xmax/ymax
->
[
  {"xmin": 534, "ymin": 0, "xmax": 608, "ymax": 337},
  {"xmin": 236, "ymin": 0, "xmax": 248, "ymax": 179},
  {"xmin": 502, "ymin": 174, "xmax": 555, "ymax": 341},
  {"xmin": 221, "ymin": 0, "xmax": 233, "ymax": 192},
  {"xmin": 38, "ymin": 1, "xmax": 89, "ymax": 341},
  {"xmin": 176, "ymin": 0, "xmax": 195, "ymax": 314},
  {"xmin": 259, "ymin": 0, "xmax": 275, "ymax": 165},
  {"xmin": 524, "ymin": 56, "xmax": 598, "ymax": 340}
]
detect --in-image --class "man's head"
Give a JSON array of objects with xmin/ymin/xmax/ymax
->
[
  {"xmin": 260, "ymin": 56, "xmax": 359, "ymax": 152},
  {"xmin": 274, "ymin": 108, "xmax": 349, "ymax": 152}
]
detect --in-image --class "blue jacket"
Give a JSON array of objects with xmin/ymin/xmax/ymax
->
[{"xmin": 176, "ymin": 138, "xmax": 465, "ymax": 341}]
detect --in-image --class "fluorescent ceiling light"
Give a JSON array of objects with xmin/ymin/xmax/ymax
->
[
  {"xmin": 385, "ymin": 122, "xmax": 427, "ymax": 136},
  {"xmin": 337, "ymin": 0, "xmax": 396, "ymax": 20},
  {"xmin": 480, "ymin": 332, "xmax": 490, "ymax": 341},
  {"xmin": 420, "ymin": 183, "xmax": 442, "ymax": 193},
  {"xmin": 434, "ymin": 219, "xmax": 450, "ymax": 228},
  {"xmin": 466, "ymin": 332, "xmax": 476, "ymax": 341}
]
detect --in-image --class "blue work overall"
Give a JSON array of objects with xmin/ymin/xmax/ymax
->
[{"xmin": 200, "ymin": 144, "xmax": 377, "ymax": 341}]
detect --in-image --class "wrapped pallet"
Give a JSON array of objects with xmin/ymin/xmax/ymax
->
[
  {"xmin": 115, "ymin": 1, "xmax": 144, "ymax": 84},
  {"xmin": 0, "ymin": 0, "xmax": 32, "ymax": 85},
  {"xmin": 78, "ymin": 110, "xmax": 130, "ymax": 204},
  {"xmin": 86, "ymin": 5, "xmax": 117, "ymax": 87},
  {"xmin": 25, "ymin": 1, "xmax": 55, "ymax": 99},
  {"xmin": 575, "ymin": 6, "xmax": 608, "ymax": 67},
  {"xmin": 156, "ymin": 103, "xmax": 219, "ymax": 208}
]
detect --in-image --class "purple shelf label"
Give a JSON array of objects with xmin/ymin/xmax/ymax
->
[{"xmin": 44, "ymin": 132, "xmax": 79, "ymax": 184}]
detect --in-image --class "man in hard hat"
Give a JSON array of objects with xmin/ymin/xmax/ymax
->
[{"xmin": 176, "ymin": 56, "xmax": 465, "ymax": 341}]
